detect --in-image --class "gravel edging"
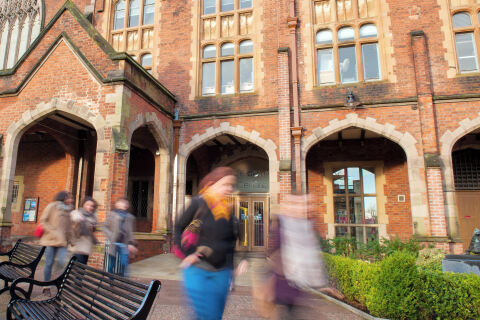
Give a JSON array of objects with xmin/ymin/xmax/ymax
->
[{"xmin": 308, "ymin": 288, "xmax": 389, "ymax": 320}]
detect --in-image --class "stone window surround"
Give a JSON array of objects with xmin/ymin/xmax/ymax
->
[
  {"xmin": 109, "ymin": 0, "xmax": 155, "ymax": 72},
  {"xmin": 0, "ymin": 0, "xmax": 43, "ymax": 70},
  {"xmin": 197, "ymin": 0, "xmax": 256, "ymax": 96},
  {"xmin": 451, "ymin": 8, "xmax": 480, "ymax": 73},
  {"xmin": 323, "ymin": 161, "xmax": 388, "ymax": 241},
  {"xmin": 314, "ymin": 22, "xmax": 382, "ymax": 85},
  {"xmin": 301, "ymin": 0, "xmax": 395, "ymax": 91}
]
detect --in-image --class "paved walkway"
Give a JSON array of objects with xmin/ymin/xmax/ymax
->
[{"xmin": 0, "ymin": 254, "xmax": 364, "ymax": 319}]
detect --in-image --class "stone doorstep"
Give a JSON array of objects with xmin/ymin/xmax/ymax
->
[{"xmin": 307, "ymin": 288, "xmax": 389, "ymax": 320}]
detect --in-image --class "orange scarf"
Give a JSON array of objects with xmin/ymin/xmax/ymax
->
[{"xmin": 200, "ymin": 188, "xmax": 232, "ymax": 221}]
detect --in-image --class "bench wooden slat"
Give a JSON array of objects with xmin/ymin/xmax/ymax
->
[{"xmin": 8, "ymin": 258, "xmax": 160, "ymax": 320}]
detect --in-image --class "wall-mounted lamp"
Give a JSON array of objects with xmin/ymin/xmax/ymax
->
[
  {"xmin": 345, "ymin": 88, "xmax": 360, "ymax": 111},
  {"xmin": 174, "ymin": 108, "xmax": 179, "ymax": 120}
]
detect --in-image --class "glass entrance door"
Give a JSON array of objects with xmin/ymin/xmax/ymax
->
[{"xmin": 234, "ymin": 195, "xmax": 269, "ymax": 251}]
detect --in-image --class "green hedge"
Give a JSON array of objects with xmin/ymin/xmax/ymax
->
[{"xmin": 324, "ymin": 252, "xmax": 480, "ymax": 320}]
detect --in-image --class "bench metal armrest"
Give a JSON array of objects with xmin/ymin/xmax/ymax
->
[
  {"xmin": 0, "ymin": 247, "xmax": 14, "ymax": 257},
  {"xmin": 9, "ymin": 276, "xmax": 63, "ymax": 301}
]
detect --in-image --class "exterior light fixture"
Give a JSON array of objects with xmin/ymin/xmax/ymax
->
[{"xmin": 345, "ymin": 88, "xmax": 360, "ymax": 111}]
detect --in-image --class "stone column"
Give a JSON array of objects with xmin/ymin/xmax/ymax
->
[{"xmin": 411, "ymin": 31, "xmax": 450, "ymax": 248}]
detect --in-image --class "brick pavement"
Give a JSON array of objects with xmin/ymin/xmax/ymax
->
[{"xmin": 0, "ymin": 253, "xmax": 364, "ymax": 319}]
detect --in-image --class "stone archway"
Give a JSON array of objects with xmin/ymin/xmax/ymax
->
[
  {"xmin": 176, "ymin": 122, "xmax": 278, "ymax": 220},
  {"xmin": 126, "ymin": 113, "xmax": 172, "ymax": 232},
  {"xmin": 0, "ymin": 98, "xmax": 107, "ymax": 223},
  {"xmin": 440, "ymin": 114, "xmax": 480, "ymax": 241},
  {"xmin": 302, "ymin": 113, "xmax": 426, "ymax": 230}
]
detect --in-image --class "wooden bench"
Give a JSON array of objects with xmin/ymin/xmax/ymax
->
[
  {"xmin": 0, "ymin": 239, "xmax": 45, "ymax": 299},
  {"xmin": 7, "ymin": 257, "xmax": 161, "ymax": 320}
]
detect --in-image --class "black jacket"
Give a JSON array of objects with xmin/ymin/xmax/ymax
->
[{"xmin": 174, "ymin": 196, "xmax": 238, "ymax": 270}]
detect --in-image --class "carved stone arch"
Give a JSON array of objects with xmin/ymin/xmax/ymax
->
[
  {"xmin": 126, "ymin": 112, "xmax": 172, "ymax": 232},
  {"xmin": 0, "ymin": 98, "xmax": 107, "ymax": 223},
  {"xmin": 439, "ymin": 113, "xmax": 480, "ymax": 235},
  {"xmin": 301, "ymin": 113, "xmax": 427, "ymax": 226},
  {"xmin": 176, "ymin": 122, "xmax": 278, "ymax": 217}
]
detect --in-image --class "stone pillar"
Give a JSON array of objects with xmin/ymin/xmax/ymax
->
[{"xmin": 411, "ymin": 31, "xmax": 450, "ymax": 247}]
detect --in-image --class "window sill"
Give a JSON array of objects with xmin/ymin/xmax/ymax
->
[
  {"xmin": 455, "ymin": 71, "xmax": 480, "ymax": 78},
  {"xmin": 312, "ymin": 79, "xmax": 388, "ymax": 90},
  {"xmin": 195, "ymin": 91, "xmax": 258, "ymax": 100}
]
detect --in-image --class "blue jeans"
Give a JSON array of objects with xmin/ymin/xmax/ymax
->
[
  {"xmin": 107, "ymin": 243, "xmax": 129, "ymax": 277},
  {"xmin": 43, "ymin": 246, "xmax": 68, "ymax": 281},
  {"xmin": 183, "ymin": 265, "xmax": 233, "ymax": 320}
]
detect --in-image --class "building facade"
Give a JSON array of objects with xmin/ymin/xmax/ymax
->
[{"xmin": 1, "ymin": 0, "xmax": 480, "ymax": 257}]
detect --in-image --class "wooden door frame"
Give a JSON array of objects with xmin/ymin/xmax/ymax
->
[{"xmin": 232, "ymin": 193, "xmax": 269, "ymax": 252}]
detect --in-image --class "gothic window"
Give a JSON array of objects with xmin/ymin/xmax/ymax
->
[
  {"xmin": 111, "ymin": 0, "xmax": 155, "ymax": 72},
  {"xmin": 333, "ymin": 167, "xmax": 379, "ymax": 243},
  {"xmin": 452, "ymin": 11, "xmax": 480, "ymax": 73},
  {"xmin": 0, "ymin": 0, "xmax": 43, "ymax": 70},
  {"xmin": 313, "ymin": 0, "xmax": 382, "ymax": 85},
  {"xmin": 200, "ymin": 0, "xmax": 254, "ymax": 96}
]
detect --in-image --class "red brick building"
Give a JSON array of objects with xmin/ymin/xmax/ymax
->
[{"xmin": 1, "ymin": 0, "xmax": 480, "ymax": 257}]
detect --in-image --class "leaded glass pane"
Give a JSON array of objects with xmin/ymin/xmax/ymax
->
[
  {"xmin": 334, "ymin": 197, "xmax": 347, "ymax": 223},
  {"xmin": 453, "ymin": 12, "xmax": 472, "ymax": 28},
  {"xmin": 349, "ymin": 196, "xmax": 363, "ymax": 223},
  {"xmin": 141, "ymin": 53, "xmax": 152, "ymax": 67},
  {"xmin": 455, "ymin": 32, "xmax": 478, "ymax": 72},
  {"xmin": 362, "ymin": 43, "xmax": 381, "ymax": 80},
  {"xmin": 221, "ymin": 0, "xmax": 234, "ymax": 12},
  {"xmin": 339, "ymin": 46, "xmax": 357, "ymax": 83},
  {"xmin": 240, "ymin": 0, "xmax": 252, "ymax": 9},
  {"xmin": 359, "ymin": 24, "xmax": 377, "ymax": 38},
  {"xmin": 143, "ymin": 0, "xmax": 155, "ymax": 25},
  {"xmin": 221, "ymin": 42, "xmax": 234, "ymax": 56},
  {"xmin": 114, "ymin": 0, "xmax": 126, "ymax": 30},
  {"xmin": 362, "ymin": 168, "xmax": 376, "ymax": 193},
  {"xmin": 221, "ymin": 60, "xmax": 234, "ymax": 94},
  {"xmin": 333, "ymin": 169, "xmax": 345, "ymax": 194},
  {"xmin": 239, "ymin": 40, "xmax": 253, "ymax": 54},
  {"xmin": 204, "ymin": 0, "xmax": 216, "ymax": 14},
  {"xmin": 364, "ymin": 196, "xmax": 377, "ymax": 223},
  {"xmin": 129, "ymin": 0, "xmax": 140, "ymax": 27},
  {"xmin": 239, "ymin": 58, "xmax": 253, "ymax": 92},
  {"xmin": 347, "ymin": 167, "xmax": 361, "ymax": 194},
  {"xmin": 18, "ymin": 16, "xmax": 30, "ymax": 59},
  {"xmin": 317, "ymin": 48, "xmax": 335, "ymax": 84},
  {"xmin": 203, "ymin": 45, "xmax": 216, "ymax": 58},
  {"xmin": 7, "ymin": 20, "xmax": 19, "ymax": 69},
  {"xmin": 316, "ymin": 29, "xmax": 333, "ymax": 44},
  {"xmin": 202, "ymin": 62, "xmax": 216, "ymax": 95},
  {"xmin": 338, "ymin": 26, "xmax": 355, "ymax": 41}
]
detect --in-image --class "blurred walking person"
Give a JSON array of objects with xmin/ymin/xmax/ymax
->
[
  {"xmin": 266, "ymin": 194, "xmax": 328, "ymax": 319},
  {"xmin": 174, "ymin": 167, "xmax": 247, "ymax": 320},
  {"xmin": 70, "ymin": 197, "xmax": 98, "ymax": 265},
  {"xmin": 39, "ymin": 191, "xmax": 74, "ymax": 287},
  {"xmin": 103, "ymin": 198, "xmax": 137, "ymax": 277}
]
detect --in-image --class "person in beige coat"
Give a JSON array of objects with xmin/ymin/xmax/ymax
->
[
  {"xmin": 39, "ymin": 191, "xmax": 73, "ymax": 282},
  {"xmin": 103, "ymin": 198, "xmax": 137, "ymax": 276},
  {"xmin": 70, "ymin": 197, "xmax": 98, "ymax": 265}
]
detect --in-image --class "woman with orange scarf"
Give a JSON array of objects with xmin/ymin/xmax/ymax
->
[{"xmin": 174, "ymin": 167, "xmax": 247, "ymax": 320}]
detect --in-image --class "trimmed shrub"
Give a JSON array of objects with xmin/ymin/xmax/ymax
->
[
  {"xmin": 366, "ymin": 251, "xmax": 421, "ymax": 319},
  {"xmin": 419, "ymin": 270, "xmax": 480, "ymax": 320},
  {"xmin": 324, "ymin": 252, "xmax": 480, "ymax": 320},
  {"xmin": 416, "ymin": 248, "xmax": 445, "ymax": 271}
]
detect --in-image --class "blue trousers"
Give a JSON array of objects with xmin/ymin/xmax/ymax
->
[
  {"xmin": 182, "ymin": 265, "xmax": 232, "ymax": 320},
  {"xmin": 107, "ymin": 243, "xmax": 129, "ymax": 277},
  {"xmin": 43, "ymin": 246, "xmax": 68, "ymax": 281}
]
